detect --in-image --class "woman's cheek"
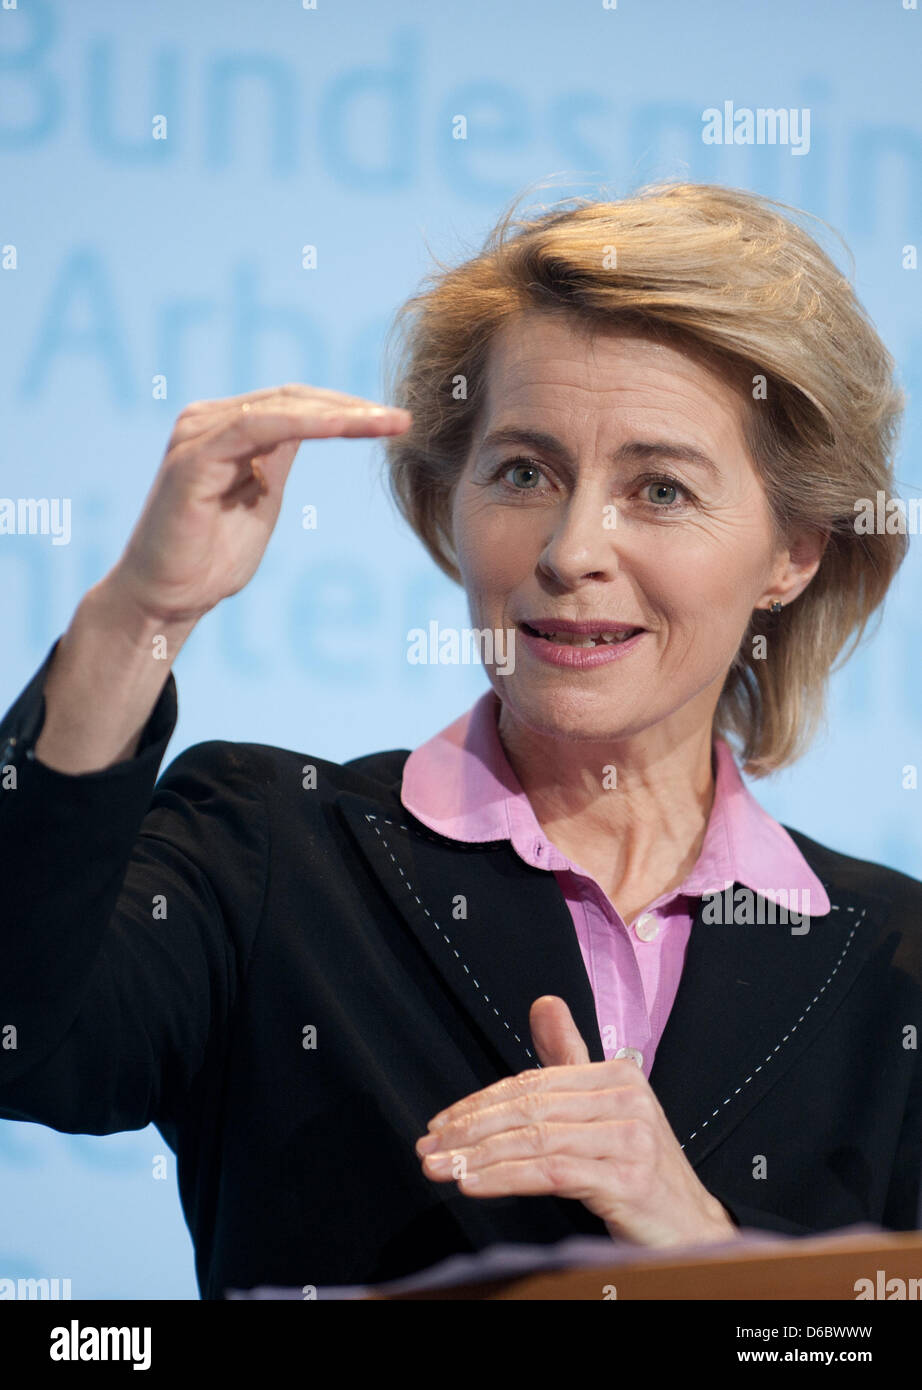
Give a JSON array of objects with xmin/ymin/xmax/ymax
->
[{"xmin": 458, "ymin": 522, "xmax": 533, "ymax": 597}]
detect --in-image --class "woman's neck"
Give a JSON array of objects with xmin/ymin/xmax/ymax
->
[{"xmin": 495, "ymin": 706, "xmax": 717, "ymax": 923}]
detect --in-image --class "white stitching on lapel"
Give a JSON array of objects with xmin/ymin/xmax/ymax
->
[
  {"xmin": 680, "ymin": 903, "xmax": 866, "ymax": 1150},
  {"xmin": 364, "ymin": 813, "xmax": 535, "ymax": 1063}
]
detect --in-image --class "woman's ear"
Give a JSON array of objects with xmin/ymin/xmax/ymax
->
[{"xmin": 766, "ymin": 524, "xmax": 830, "ymax": 607}]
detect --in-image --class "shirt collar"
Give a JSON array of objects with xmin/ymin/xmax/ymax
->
[{"xmin": 400, "ymin": 687, "xmax": 830, "ymax": 916}]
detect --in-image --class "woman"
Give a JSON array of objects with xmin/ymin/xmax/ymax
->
[{"xmin": 1, "ymin": 182, "xmax": 920, "ymax": 1300}]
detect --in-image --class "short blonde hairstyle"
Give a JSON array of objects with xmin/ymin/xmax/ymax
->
[{"xmin": 381, "ymin": 181, "xmax": 907, "ymax": 777}]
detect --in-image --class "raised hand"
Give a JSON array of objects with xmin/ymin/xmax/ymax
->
[{"xmin": 108, "ymin": 384, "xmax": 411, "ymax": 626}]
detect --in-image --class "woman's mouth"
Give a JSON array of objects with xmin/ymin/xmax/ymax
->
[
  {"xmin": 519, "ymin": 621, "xmax": 644, "ymax": 647},
  {"xmin": 516, "ymin": 621, "xmax": 648, "ymax": 668}
]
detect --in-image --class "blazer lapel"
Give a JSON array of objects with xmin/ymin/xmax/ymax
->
[
  {"xmin": 337, "ymin": 784, "xmax": 888, "ymax": 1174},
  {"xmin": 650, "ymin": 882, "xmax": 889, "ymax": 1166},
  {"xmin": 335, "ymin": 789, "xmax": 605, "ymax": 1078}
]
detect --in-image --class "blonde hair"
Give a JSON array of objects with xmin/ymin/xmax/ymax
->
[{"xmin": 381, "ymin": 181, "xmax": 907, "ymax": 776}]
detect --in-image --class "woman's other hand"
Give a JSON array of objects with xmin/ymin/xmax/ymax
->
[{"xmin": 416, "ymin": 995, "xmax": 739, "ymax": 1248}]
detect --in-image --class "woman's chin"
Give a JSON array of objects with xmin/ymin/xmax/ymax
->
[{"xmin": 497, "ymin": 684, "xmax": 652, "ymax": 745}]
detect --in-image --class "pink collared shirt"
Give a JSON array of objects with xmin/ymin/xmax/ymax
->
[{"xmin": 399, "ymin": 688, "xmax": 830, "ymax": 1079}]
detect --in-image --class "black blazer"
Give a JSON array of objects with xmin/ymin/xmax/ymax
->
[{"xmin": 2, "ymin": 640, "xmax": 921, "ymax": 1299}]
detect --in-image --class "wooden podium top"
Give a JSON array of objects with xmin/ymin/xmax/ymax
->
[{"xmin": 367, "ymin": 1229, "xmax": 922, "ymax": 1300}]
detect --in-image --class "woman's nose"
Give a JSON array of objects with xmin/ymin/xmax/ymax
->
[{"xmin": 536, "ymin": 492, "xmax": 621, "ymax": 586}]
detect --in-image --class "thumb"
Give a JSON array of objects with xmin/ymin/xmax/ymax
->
[{"xmin": 529, "ymin": 995, "xmax": 591, "ymax": 1068}]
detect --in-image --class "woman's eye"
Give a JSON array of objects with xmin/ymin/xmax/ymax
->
[
  {"xmin": 492, "ymin": 461, "xmax": 692, "ymax": 511},
  {"xmin": 638, "ymin": 475, "xmax": 691, "ymax": 509},
  {"xmin": 645, "ymin": 479, "xmax": 679, "ymax": 506},
  {"xmin": 497, "ymin": 458, "xmax": 547, "ymax": 491}
]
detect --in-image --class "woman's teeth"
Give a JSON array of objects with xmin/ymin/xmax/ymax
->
[{"xmin": 534, "ymin": 629, "xmax": 638, "ymax": 647}]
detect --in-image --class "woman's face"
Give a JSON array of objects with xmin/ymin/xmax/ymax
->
[{"xmin": 450, "ymin": 311, "xmax": 818, "ymax": 746}]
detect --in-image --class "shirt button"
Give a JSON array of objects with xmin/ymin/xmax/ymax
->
[
  {"xmin": 634, "ymin": 912, "xmax": 659, "ymax": 941},
  {"xmin": 614, "ymin": 1047, "xmax": 644, "ymax": 1069}
]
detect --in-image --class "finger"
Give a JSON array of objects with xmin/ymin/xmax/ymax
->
[
  {"xmin": 449, "ymin": 1153, "xmax": 605, "ymax": 1202},
  {"xmin": 216, "ymin": 453, "xmax": 284, "ymax": 510},
  {"xmin": 420, "ymin": 1117, "xmax": 646, "ymax": 1178},
  {"xmin": 169, "ymin": 391, "xmax": 410, "ymax": 446},
  {"xmin": 178, "ymin": 382, "xmax": 406, "ymax": 415},
  {"xmin": 422, "ymin": 1084, "xmax": 648, "ymax": 1150},
  {"xmin": 530, "ymin": 995, "xmax": 592, "ymax": 1068},
  {"xmin": 427, "ymin": 1057, "xmax": 643, "ymax": 1130},
  {"xmin": 170, "ymin": 401, "xmax": 411, "ymax": 474}
]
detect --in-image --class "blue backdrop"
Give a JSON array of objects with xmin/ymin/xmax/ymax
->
[{"xmin": 1, "ymin": 0, "xmax": 920, "ymax": 1298}]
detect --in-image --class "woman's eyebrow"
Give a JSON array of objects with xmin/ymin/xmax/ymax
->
[{"xmin": 478, "ymin": 426, "xmax": 721, "ymax": 477}]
